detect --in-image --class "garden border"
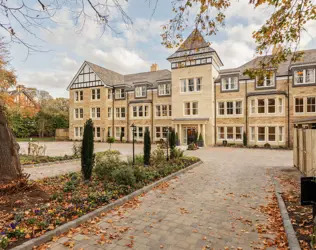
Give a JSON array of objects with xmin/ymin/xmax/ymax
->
[
  {"xmin": 272, "ymin": 175, "xmax": 301, "ymax": 250},
  {"xmin": 12, "ymin": 160, "xmax": 203, "ymax": 250},
  {"xmin": 22, "ymin": 159, "xmax": 80, "ymax": 168}
]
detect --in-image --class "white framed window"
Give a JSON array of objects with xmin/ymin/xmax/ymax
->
[
  {"xmin": 278, "ymin": 98, "xmax": 283, "ymax": 113},
  {"xmin": 74, "ymin": 108, "xmax": 84, "ymax": 119},
  {"xmin": 218, "ymin": 102, "xmax": 225, "ymax": 115},
  {"xmin": 94, "ymin": 127, "xmax": 101, "ymax": 138},
  {"xmin": 158, "ymin": 83, "xmax": 171, "ymax": 96},
  {"xmin": 235, "ymin": 101, "xmax": 242, "ymax": 115},
  {"xmin": 258, "ymin": 99, "xmax": 265, "ymax": 114},
  {"xmin": 258, "ymin": 127, "xmax": 266, "ymax": 142},
  {"xmin": 180, "ymin": 78, "xmax": 202, "ymax": 93},
  {"xmin": 91, "ymin": 107, "xmax": 101, "ymax": 119},
  {"xmin": 217, "ymin": 127, "xmax": 225, "ymax": 140},
  {"xmin": 155, "ymin": 126, "xmax": 169, "ymax": 139},
  {"xmin": 115, "ymin": 127, "xmax": 125, "ymax": 138},
  {"xmin": 108, "ymin": 107, "xmax": 112, "ymax": 118},
  {"xmin": 227, "ymin": 102, "xmax": 234, "ymax": 115},
  {"xmin": 268, "ymin": 99, "xmax": 276, "ymax": 114},
  {"xmin": 91, "ymin": 88, "xmax": 101, "ymax": 100},
  {"xmin": 236, "ymin": 127, "xmax": 243, "ymax": 140},
  {"xmin": 108, "ymin": 89, "xmax": 113, "ymax": 100},
  {"xmin": 107, "ymin": 127, "xmax": 112, "ymax": 137},
  {"xmin": 184, "ymin": 102, "xmax": 191, "ymax": 115},
  {"xmin": 192, "ymin": 102, "xmax": 198, "ymax": 115},
  {"xmin": 268, "ymin": 127, "xmax": 276, "ymax": 142},
  {"xmin": 75, "ymin": 90, "xmax": 83, "ymax": 102},
  {"xmin": 251, "ymin": 100, "xmax": 256, "ymax": 114},
  {"xmin": 307, "ymin": 97, "xmax": 316, "ymax": 113},
  {"xmin": 250, "ymin": 127, "xmax": 255, "ymax": 141},
  {"xmin": 256, "ymin": 72, "xmax": 275, "ymax": 88},
  {"xmin": 294, "ymin": 68, "xmax": 315, "ymax": 85},
  {"xmin": 135, "ymin": 86, "xmax": 147, "ymax": 97},
  {"xmin": 131, "ymin": 105, "xmax": 150, "ymax": 118},
  {"xmin": 226, "ymin": 127, "xmax": 234, "ymax": 140},
  {"xmin": 221, "ymin": 77, "xmax": 238, "ymax": 91},
  {"xmin": 115, "ymin": 88, "xmax": 125, "ymax": 99},
  {"xmin": 279, "ymin": 127, "xmax": 284, "ymax": 142},
  {"xmin": 295, "ymin": 97, "xmax": 304, "ymax": 113},
  {"xmin": 74, "ymin": 127, "xmax": 83, "ymax": 138},
  {"xmin": 115, "ymin": 107, "xmax": 126, "ymax": 119},
  {"xmin": 217, "ymin": 101, "xmax": 243, "ymax": 116}
]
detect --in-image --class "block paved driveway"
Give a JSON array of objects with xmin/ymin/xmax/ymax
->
[{"xmin": 44, "ymin": 147, "xmax": 292, "ymax": 250}]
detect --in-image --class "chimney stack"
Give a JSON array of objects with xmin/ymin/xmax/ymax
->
[{"xmin": 150, "ymin": 63, "xmax": 159, "ymax": 72}]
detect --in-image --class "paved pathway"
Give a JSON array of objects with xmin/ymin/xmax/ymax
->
[{"xmin": 42, "ymin": 147, "xmax": 292, "ymax": 250}]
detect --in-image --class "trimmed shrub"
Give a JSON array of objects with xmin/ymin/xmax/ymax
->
[
  {"xmin": 107, "ymin": 137, "xmax": 115, "ymax": 149},
  {"xmin": 111, "ymin": 167, "xmax": 136, "ymax": 186},
  {"xmin": 94, "ymin": 152, "xmax": 121, "ymax": 180},
  {"xmin": 171, "ymin": 148, "xmax": 184, "ymax": 159},
  {"xmin": 243, "ymin": 132, "xmax": 247, "ymax": 146},
  {"xmin": 81, "ymin": 119, "xmax": 95, "ymax": 181},
  {"xmin": 169, "ymin": 129, "xmax": 176, "ymax": 150},
  {"xmin": 151, "ymin": 147, "xmax": 165, "ymax": 166},
  {"xmin": 144, "ymin": 127, "xmax": 151, "ymax": 166}
]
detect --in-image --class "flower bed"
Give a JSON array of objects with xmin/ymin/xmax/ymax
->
[
  {"xmin": 0, "ymin": 149, "xmax": 200, "ymax": 249},
  {"xmin": 20, "ymin": 155, "xmax": 80, "ymax": 166}
]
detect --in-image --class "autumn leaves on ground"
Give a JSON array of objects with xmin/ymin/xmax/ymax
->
[
  {"xmin": 0, "ymin": 148, "xmax": 199, "ymax": 249},
  {"xmin": 0, "ymin": 147, "xmax": 313, "ymax": 250}
]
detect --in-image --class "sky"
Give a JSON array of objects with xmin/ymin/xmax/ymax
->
[{"xmin": 5, "ymin": 0, "xmax": 316, "ymax": 98}]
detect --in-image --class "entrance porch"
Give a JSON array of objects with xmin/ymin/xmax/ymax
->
[{"xmin": 173, "ymin": 121, "xmax": 208, "ymax": 146}]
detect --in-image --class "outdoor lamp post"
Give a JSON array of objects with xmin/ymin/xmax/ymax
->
[{"xmin": 130, "ymin": 123, "xmax": 136, "ymax": 166}]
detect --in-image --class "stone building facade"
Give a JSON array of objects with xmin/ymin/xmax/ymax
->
[{"xmin": 68, "ymin": 29, "xmax": 316, "ymax": 147}]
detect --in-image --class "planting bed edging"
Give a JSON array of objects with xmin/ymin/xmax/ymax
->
[
  {"xmin": 272, "ymin": 176, "xmax": 301, "ymax": 250},
  {"xmin": 12, "ymin": 160, "xmax": 203, "ymax": 250},
  {"xmin": 22, "ymin": 159, "xmax": 80, "ymax": 168}
]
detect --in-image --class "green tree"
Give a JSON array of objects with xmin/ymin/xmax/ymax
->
[
  {"xmin": 81, "ymin": 119, "xmax": 95, "ymax": 181},
  {"xmin": 143, "ymin": 128, "xmax": 151, "ymax": 166},
  {"xmin": 169, "ymin": 129, "xmax": 176, "ymax": 150}
]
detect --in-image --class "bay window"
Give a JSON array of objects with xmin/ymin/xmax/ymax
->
[
  {"xmin": 268, "ymin": 127, "xmax": 276, "ymax": 141},
  {"xmin": 227, "ymin": 102, "xmax": 234, "ymax": 115},
  {"xmin": 236, "ymin": 127, "xmax": 242, "ymax": 140},
  {"xmin": 227, "ymin": 127, "xmax": 234, "ymax": 140},
  {"xmin": 132, "ymin": 105, "xmax": 149, "ymax": 118},
  {"xmin": 258, "ymin": 127, "xmax": 265, "ymax": 141},
  {"xmin": 258, "ymin": 99, "xmax": 265, "ymax": 113},
  {"xmin": 217, "ymin": 127, "xmax": 225, "ymax": 140},
  {"xmin": 250, "ymin": 127, "xmax": 255, "ymax": 141},
  {"xmin": 218, "ymin": 102, "xmax": 225, "ymax": 115},
  {"xmin": 268, "ymin": 99, "xmax": 276, "ymax": 113}
]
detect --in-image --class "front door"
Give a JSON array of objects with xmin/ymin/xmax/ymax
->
[{"xmin": 187, "ymin": 128, "xmax": 196, "ymax": 145}]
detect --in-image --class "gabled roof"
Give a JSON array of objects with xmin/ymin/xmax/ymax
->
[
  {"xmin": 67, "ymin": 61, "xmax": 171, "ymax": 90},
  {"xmin": 216, "ymin": 49, "xmax": 316, "ymax": 82},
  {"xmin": 177, "ymin": 29, "xmax": 210, "ymax": 52},
  {"xmin": 86, "ymin": 61, "xmax": 124, "ymax": 85}
]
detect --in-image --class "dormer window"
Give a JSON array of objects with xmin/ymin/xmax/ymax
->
[
  {"xmin": 294, "ymin": 68, "xmax": 315, "ymax": 85},
  {"xmin": 115, "ymin": 88, "xmax": 125, "ymax": 99},
  {"xmin": 135, "ymin": 86, "xmax": 147, "ymax": 98},
  {"xmin": 256, "ymin": 72, "xmax": 275, "ymax": 88},
  {"xmin": 221, "ymin": 77, "xmax": 238, "ymax": 91},
  {"xmin": 158, "ymin": 83, "xmax": 171, "ymax": 96}
]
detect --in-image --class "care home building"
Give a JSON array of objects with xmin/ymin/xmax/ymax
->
[{"xmin": 68, "ymin": 29, "xmax": 316, "ymax": 148}]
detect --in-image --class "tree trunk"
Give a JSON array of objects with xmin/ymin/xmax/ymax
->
[{"xmin": 0, "ymin": 107, "xmax": 22, "ymax": 183}]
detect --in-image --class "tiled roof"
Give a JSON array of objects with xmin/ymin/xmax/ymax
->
[
  {"xmin": 177, "ymin": 29, "xmax": 210, "ymax": 52},
  {"xmin": 85, "ymin": 61, "xmax": 171, "ymax": 88},
  {"xmin": 216, "ymin": 49, "xmax": 316, "ymax": 82}
]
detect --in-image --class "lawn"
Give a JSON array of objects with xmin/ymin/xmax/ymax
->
[
  {"xmin": 0, "ymin": 148, "xmax": 200, "ymax": 249},
  {"xmin": 16, "ymin": 137, "xmax": 56, "ymax": 142}
]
